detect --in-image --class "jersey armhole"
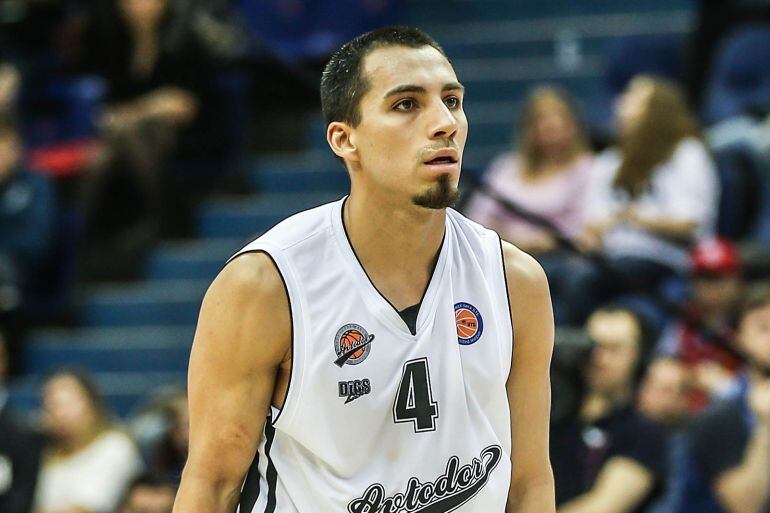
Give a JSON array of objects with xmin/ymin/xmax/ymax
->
[
  {"xmin": 227, "ymin": 246, "xmax": 303, "ymax": 430},
  {"xmin": 497, "ymin": 236, "xmax": 514, "ymax": 382}
]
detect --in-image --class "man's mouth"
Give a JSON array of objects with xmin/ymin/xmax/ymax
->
[{"xmin": 425, "ymin": 156, "xmax": 458, "ymax": 165}]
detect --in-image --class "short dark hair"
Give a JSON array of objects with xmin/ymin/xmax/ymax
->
[{"xmin": 320, "ymin": 25, "xmax": 446, "ymax": 127}]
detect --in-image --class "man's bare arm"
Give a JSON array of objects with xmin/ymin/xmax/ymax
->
[
  {"xmin": 556, "ymin": 458, "xmax": 654, "ymax": 513},
  {"xmin": 503, "ymin": 242, "xmax": 556, "ymax": 513},
  {"xmin": 173, "ymin": 253, "xmax": 291, "ymax": 513},
  {"xmin": 714, "ymin": 380, "xmax": 770, "ymax": 513}
]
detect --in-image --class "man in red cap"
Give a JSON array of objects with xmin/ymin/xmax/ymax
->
[{"xmin": 657, "ymin": 237, "xmax": 744, "ymax": 411}]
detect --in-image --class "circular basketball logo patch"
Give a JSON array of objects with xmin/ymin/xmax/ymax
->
[
  {"xmin": 455, "ymin": 302, "xmax": 483, "ymax": 345},
  {"xmin": 334, "ymin": 323, "xmax": 374, "ymax": 366}
]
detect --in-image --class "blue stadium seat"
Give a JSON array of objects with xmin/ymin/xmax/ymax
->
[
  {"xmin": 604, "ymin": 33, "xmax": 686, "ymax": 96},
  {"xmin": 703, "ymin": 25, "xmax": 770, "ymax": 124}
]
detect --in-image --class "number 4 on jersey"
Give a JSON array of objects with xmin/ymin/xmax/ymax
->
[{"xmin": 393, "ymin": 357, "xmax": 439, "ymax": 432}]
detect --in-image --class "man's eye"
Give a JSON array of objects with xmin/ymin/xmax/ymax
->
[
  {"xmin": 444, "ymin": 96, "xmax": 460, "ymax": 109},
  {"xmin": 394, "ymin": 99, "xmax": 415, "ymax": 111}
]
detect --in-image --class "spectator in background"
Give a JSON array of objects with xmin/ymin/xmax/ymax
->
[
  {"xmin": 559, "ymin": 76, "xmax": 720, "ymax": 324},
  {"xmin": 0, "ymin": 328, "xmax": 42, "ymax": 513},
  {"xmin": 685, "ymin": 282, "xmax": 770, "ymax": 513},
  {"xmin": 147, "ymin": 391, "xmax": 188, "ymax": 481},
  {"xmin": 639, "ymin": 357, "xmax": 691, "ymax": 429},
  {"xmin": 551, "ymin": 306, "xmax": 667, "ymax": 513},
  {"xmin": 117, "ymin": 474, "xmax": 177, "ymax": 513},
  {"xmin": 657, "ymin": 238, "xmax": 744, "ymax": 412},
  {"xmin": 78, "ymin": 0, "xmax": 224, "ymax": 280},
  {"xmin": 638, "ymin": 357, "xmax": 692, "ymax": 513},
  {"xmin": 34, "ymin": 370, "xmax": 142, "ymax": 513},
  {"xmin": 464, "ymin": 86, "xmax": 593, "ymax": 254},
  {"xmin": 0, "ymin": 116, "xmax": 56, "ymax": 315},
  {"xmin": 463, "ymin": 86, "xmax": 593, "ymax": 323},
  {"xmin": 687, "ymin": 0, "xmax": 770, "ymax": 110},
  {"xmin": 0, "ymin": 63, "xmax": 21, "ymax": 116}
]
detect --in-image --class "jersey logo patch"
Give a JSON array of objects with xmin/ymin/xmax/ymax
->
[
  {"xmin": 334, "ymin": 324, "xmax": 375, "ymax": 366},
  {"xmin": 454, "ymin": 302, "xmax": 483, "ymax": 345},
  {"xmin": 347, "ymin": 445, "xmax": 502, "ymax": 513},
  {"xmin": 339, "ymin": 379, "xmax": 371, "ymax": 404}
]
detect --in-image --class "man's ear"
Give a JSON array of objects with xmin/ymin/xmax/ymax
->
[{"xmin": 327, "ymin": 121, "xmax": 359, "ymax": 163}]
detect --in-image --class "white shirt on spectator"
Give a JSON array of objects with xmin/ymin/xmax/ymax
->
[
  {"xmin": 585, "ymin": 137, "xmax": 720, "ymax": 271},
  {"xmin": 34, "ymin": 429, "xmax": 142, "ymax": 513}
]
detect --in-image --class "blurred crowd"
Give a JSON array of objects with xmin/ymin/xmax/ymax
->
[
  {"xmin": 456, "ymin": 2, "xmax": 770, "ymax": 509},
  {"xmin": 1, "ymin": 336, "xmax": 189, "ymax": 513},
  {"xmin": 1, "ymin": 0, "xmax": 770, "ymax": 512},
  {"xmin": 0, "ymin": 0, "xmax": 399, "ymax": 324}
]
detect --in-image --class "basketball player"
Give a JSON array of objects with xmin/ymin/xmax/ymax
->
[{"xmin": 173, "ymin": 26, "xmax": 555, "ymax": 513}]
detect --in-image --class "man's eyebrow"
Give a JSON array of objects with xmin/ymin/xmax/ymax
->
[
  {"xmin": 384, "ymin": 85, "xmax": 427, "ymax": 98},
  {"xmin": 383, "ymin": 82, "xmax": 465, "ymax": 98}
]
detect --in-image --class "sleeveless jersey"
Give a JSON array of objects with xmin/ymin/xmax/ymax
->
[{"xmin": 230, "ymin": 197, "xmax": 513, "ymax": 513}]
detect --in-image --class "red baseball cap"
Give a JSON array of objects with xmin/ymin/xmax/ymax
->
[{"xmin": 691, "ymin": 237, "xmax": 741, "ymax": 276}]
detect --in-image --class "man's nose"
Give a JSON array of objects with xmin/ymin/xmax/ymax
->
[{"xmin": 429, "ymin": 101, "xmax": 458, "ymax": 140}]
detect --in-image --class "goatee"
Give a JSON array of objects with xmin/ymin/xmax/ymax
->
[{"xmin": 412, "ymin": 174, "xmax": 459, "ymax": 209}]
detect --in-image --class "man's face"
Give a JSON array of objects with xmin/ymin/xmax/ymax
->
[
  {"xmin": 346, "ymin": 45, "xmax": 467, "ymax": 208},
  {"xmin": 737, "ymin": 303, "xmax": 770, "ymax": 369},
  {"xmin": 120, "ymin": 0, "xmax": 168, "ymax": 28},
  {"xmin": 585, "ymin": 311, "xmax": 641, "ymax": 394},
  {"xmin": 692, "ymin": 275, "xmax": 742, "ymax": 314},
  {"xmin": 638, "ymin": 359, "xmax": 688, "ymax": 425}
]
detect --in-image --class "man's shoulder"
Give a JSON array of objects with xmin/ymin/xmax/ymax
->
[
  {"xmin": 215, "ymin": 252, "xmax": 287, "ymax": 307},
  {"xmin": 693, "ymin": 397, "xmax": 745, "ymax": 435},
  {"xmin": 499, "ymin": 240, "xmax": 548, "ymax": 294}
]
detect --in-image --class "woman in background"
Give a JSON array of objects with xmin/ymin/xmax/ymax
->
[
  {"xmin": 465, "ymin": 85, "xmax": 593, "ymax": 254},
  {"xmin": 34, "ymin": 371, "xmax": 142, "ymax": 513},
  {"xmin": 464, "ymin": 86, "xmax": 593, "ymax": 322},
  {"xmin": 79, "ymin": 0, "xmax": 222, "ymax": 280},
  {"xmin": 562, "ymin": 75, "xmax": 720, "ymax": 325}
]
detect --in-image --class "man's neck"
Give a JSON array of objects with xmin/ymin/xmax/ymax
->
[{"xmin": 343, "ymin": 190, "xmax": 446, "ymax": 310}]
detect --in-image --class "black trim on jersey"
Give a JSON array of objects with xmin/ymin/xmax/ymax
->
[
  {"xmin": 398, "ymin": 303, "xmax": 421, "ymax": 336},
  {"xmin": 238, "ymin": 451, "xmax": 261, "ymax": 513},
  {"xmin": 264, "ymin": 418, "xmax": 278, "ymax": 513},
  {"xmin": 339, "ymin": 197, "xmax": 445, "ymax": 335},
  {"xmin": 498, "ymin": 237, "xmax": 515, "ymax": 369},
  {"xmin": 225, "ymin": 250, "xmax": 295, "ymax": 427}
]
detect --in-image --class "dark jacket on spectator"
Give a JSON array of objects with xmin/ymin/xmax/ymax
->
[
  {"xmin": 0, "ymin": 167, "xmax": 56, "ymax": 289},
  {"xmin": 83, "ymin": 6, "xmax": 226, "ymax": 163},
  {"xmin": 550, "ymin": 405, "xmax": 668, "ymax": 513},
  {"xmin": 0, "ymin": 393, "xmax": 43, "ymax": 513}
]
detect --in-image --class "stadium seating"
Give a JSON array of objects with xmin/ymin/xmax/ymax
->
[{"xmin": 9, "ymin": 0, "xmax": 698, "ymax": 417}]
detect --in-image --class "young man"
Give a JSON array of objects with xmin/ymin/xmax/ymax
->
[
  {"xmin": 685, "ymin": 283, "xmax": 770, "ymax": 513},
  {"xmin": 551, "ymin": 307, "xmax": 667, "ymax": 513},
  {"xmin": 173, "ymin": 26, "xmax": 555, "ymax": 513},
  {"xmin": 657, "ymin": 237, "xmax": 744, "ymax": 411}
]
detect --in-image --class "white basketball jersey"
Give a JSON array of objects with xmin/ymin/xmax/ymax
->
[{"xmin": 230, "ymin": 197, "xmax": 513, "ymax": 513}]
